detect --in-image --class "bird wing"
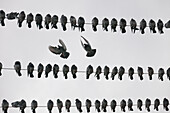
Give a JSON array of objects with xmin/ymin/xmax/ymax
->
[
  {"xmin": 59, "ymin": 39, "xmax": 67, "ymax": 50},
  {"xmin": 81, "ymin": 36, "xmax": 91, "ymax": 47},
  {"xmin": 49, "ymin": 45, "xmax": 61, "ymax": 54}
]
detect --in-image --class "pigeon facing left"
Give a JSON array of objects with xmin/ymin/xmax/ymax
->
[
  {"xmin": 119, "ymin": 18, "xmax": 127, "ymax": 33},
  {"xmin": 35, "ymin": 14, "xmax": 43, "ymax": 29},
  {"xmin": 86, "ymin": 99, "xmax": 92, "ymax": 113},
  {"xmin": 78, "ymin": 17, "xmax": 85, "ymax": 32},
  {"xmin": 27, "ymin": 62, "xmax": 34, "ymax": 78},
  {"xmin": 63, "ymin": 64, "xmax": 69, "ymax": 79},
  {"xmin": 163, "ymin": 98, "xmax": 169, "ymax": 111},
  {"xmin": 60, "ymin": 15, "xmax": 67, "ymax": 31},
  {"xmin": 92, "ymin": 17, "xmax": 99, "ymax": 32},
  {"xmin": 104, "ymin": 66, "xmax": 110, "ymax": 80},
  {"xmin": 86, "ymin": 65, "xmax": 93, "ymax": 79},
  {"xmin": 75, "ymin": 99, "xmax": 83, "ymax": 113},
  {"xmin": 158, "ymin": 68, "xmax": 164, "ymax": 81},
  {"xmin": 128, "ymin": 99, "xmax": 133, "ymax": 111},
  {"xmin": 17, "ymin": 11, "xmax": 25, "ymax": 27},
  {"xmin": 44, "ymin": 14, "xmax": 51, "ymax": 29},
  {"xmin": 57, "ymin": 99, "xmax": 63, "ymax": 113},
  {"xmin": 130, "ymin": 18, "xmax": 138, "ymax": 33},
  {"xmin": 102, "ymin": 18, "xmax": 109, "ymax": 31},
  {"xmin": 31, "ymin": 100, "xmax": 38, "ymax": 113},
  {"xmin": 0, "ymin": 10, "xmax": 5, "ymax": 26},
  {"xmin": 14, "ymin": 61, "xmax": 22, "ymax": 76},
  {"xmin": 102, "ymin": 99, "xmax": 108, "ymax": 112},
  {"xmin": 45, "ymin": 64, "xmax": 52, "ymax": 78},
  {"xmin": 145, "ymin": 98, "xmax": 151, "ymax": 112},
  {"xmin": 154, "ymin": 99, "xmax": 160, "ymax": 111},
  {"xmin": 149, "ymin": 19, "xmax": 156, "ymax": 33},
  {"xmin": 120, "ymin": 99, "xmax": 126, "ymax": 112},
  {"xmin": 2, "ymin": 99, "xmax": 9, "ymax": 113},
  {"xmin": 19, "ymin": 99, "xmax": 26, "ymax": 113},
  {"xmin": 71, "ymin": 64, "xmax": 77, "ymax": 79}
]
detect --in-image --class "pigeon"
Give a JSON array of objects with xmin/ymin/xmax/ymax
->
[
  {"xmin": 140, "ymin": 19, "xmax": 147, "ymax": 34},
  {"xmin": 11, "ymin": 101, "xmax": 20, "ymax": 107},
  {"xmin": 111, "ymin": 67, "xmax": 118, "ymax": 80},
  {"xmin": 70, "ymin": 16, "xmax": 77, "ymax": 30},
  {"xmin": 157, "ymin": 19, "xmax": 164, "ymax": 34},
  {"xmin": 14, "ymin": 61, "xmax": 22, "ymax": 76},
  {"xmin": 80, "ymin": 36, "xmax": 96, "ymax": 57},
  {"xmin": 71, "ymin": 64, "xmax": 77, "ymax": 79},
  {"xmin": 128, "ymin": 99, "xmax": 133, "ymax": 111},
  {"xmin": 104, "ymin": 66, "xmax": 110, "ymax": 80},
  {"xmin": 102, "ymin": 99, "xmax": 108, "ymax": 112},
  {"xmin": 17, "ymin": 11, "xmax": 25, "ymax": 27},
  {"xmin": 95, "ymin": 66, "xmax": 102, "ymax": 80},
  {"xmin": 27, "ymin": 62, "xmax": 34, "ymax": 78},
  {"xmin": 0, "ymin": 10, "xmax": 5, "ymax": 26},
  {"xmin": 149, "ymin": 19, "xmax": 156, "ymax": 33},
  {"xmin": 26, "ymin": 13, "xmax": 34, "ymax": 28},
  {"xmin": 118, "ymin": 66, "xmax": 125, "ymax": 80},
  {"xmin": 78, "ymin": 17, "xmax": 85, "ymax": 32},
  {"xmin": 31, "ymin": 100, "xmax": 38, "ymax": 113},
  {"xmin": 95, "ymin": 100, "xmax": 101, "ymax": 112},
  {"xmin": 47, "ymin": 100, "xmax": 54, "ymax": 113},
  {"xmin": 163, "ymin": 98, "xmax": 169, "ymax": 111},
  {"xmin": 137, "ymin": 67, "xmax": 143, "ymax": 80},
  {"xmin": 49, "ymin": 39, "xmax": 70, "ymax": 59},
  {"xmin": 35, "ymin": 14, "xmax": 43, "ymax": 29},
  {"xmin": 44, "ymin": 14, "xmax": 51, "ymax": 29},
  {"xmin": 154, "ymin": 99, "xmax": 160, "ymax": 111},
  {"xmin": 51, "ymin": 15, "xmax": 58, "ymax": 29},
  {"xmin": 53, "ymin": 64, "xmax": 59, "ymax": 78},
  {"xmin": 102, "ymin": 18, "xmax": 109, "ymax": 31},
  {"xmin": 148, "ymin": 67, "xmax": 154, "ymax": 80},
  {"xmin": 120, "ymin": 99, "xmax": 126, "ymax": 112},
  {"xmin": 166, "ymin": 67, "xmax": 170, "ymax": 80},
  {"xmin": 60, "ymin": 15, "xmax": 67, "ymax": 31},
  {"xmin": 128, "ymin": 67, "xmax": 134, "ymax": 80},
  {"xmin": 6, "ymin": 12, "xmax": 18, "ymax": 20},
  {"xmin": 45, "ymin": 64, "xmax": 52, "ymax": 78},
  {"xmin": 57, "ymin": 99, "xmax": 63, "ymax": 113},
  {"xmin": 2, "ymin": 99, "xmax": 9, "ymax": 113},
  {"xmin": 110, "ymin": 99, "xmax": 117, "ymax": 112},
  {"xmin": 137, "ymin": 99, "xmax": 143, "ymax": 111},
  {"xmin": 86, "ymin": 65, "xmax": 93, "ymax": 79},
  {"xmin": 86, "ymin": 99, "xmax": 92, "ymax": 113},
  {"xmin": 63, "ymin": 64, "xmax": 69, "ymax": 79},
  {"xmin": 119, "ymin": 18, "xmax": 127, "ymax": 33},
  {"xmin": 158, "ymin": 68, "xmax": 164, "ymax": 81},
  {"xmin": 130, "ymin": 18, "xmax": 138, "ymax": 33},
  {"xmin": 75, "ymin": 99, "xmax": 83, "ymax": 112},
  {"xmin": 38, "ymin": 63, "xmax": 44, "ymax": 78},
  {"xmin": 145, "ymin": 98, "xmax": 151, "ymax": 112},
  {"xmin": 111, "ymin": 18, "xmax": 118, "ymax": 32},
  {"xmin": 65, "ymin": 99, "xmax": 71, "ymax": 112},
  {"xmin": 92, "ymin": 17, "xmax": 99, "ymax": 32},
  {"xmin": 0, "ymin": 62, "xmax": 2, "ymax": 76},
  {"xmin": 165, "ymin": 20, "xmax": 170, "ymax": 28},
  {"xmin": 19, "ymin": 99, "xmax": 26, "ymax": 113}
]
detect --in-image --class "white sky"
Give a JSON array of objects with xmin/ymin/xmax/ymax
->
[{"xmin": 0, "ymin": 0, "xmax": 170, "ymax": 113}]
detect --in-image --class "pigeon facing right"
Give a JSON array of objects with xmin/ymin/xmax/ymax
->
[
  {"xmin": 86, "ymin": 65, "xmax": 93, "ymax": 79},
  {"xmin": 14, "ymin": 61, "xmax": 22, "ymax": 76},
  {"xmin": 2, "ymin": 99, "xmax": 9, "ymax": 113},
  {"xmin": 51, "ymin": 15, "xmax": 58, "ymax": 29},
  {"xmin": 111, "ymin": 67, "xmax": 118, "ymax": 80},
  {"xmin": 26, "ymin": 13, "xmax": 34, "ymax": 28},
  {"xmin": 119, "ymin": 18, "xmax": 127, "ymax": 33},
  {"xmin": 31, "ymin": 100, "xmax": 38, "ymax": 113},
  {"xmin": 78, "ymin": 17, "xmax": 85, "ymax": 32},
  {"xmin": 110, "ymin": 99, "xmax": 117, "ymax": 112},
  {"xmin": 70, "ymin": 16, "xmax": 77, "ymax": 30},
  {"xmin": 47, "ymin": 100, "xmax": 54, "ymax": 113},
  {"xmin": 0, "ymin": 10, "xmax": 5, "ymax": 26},
  {"xmin": 95, "ymin": 100, "xmax": 101, "ymax": 112},
  {"xmin": 111, "ymin": 18, "xmax": 118, "ymax": 32},
  {"xmin": 27, "ymin": 62, "xmax": 34, "ymax": 78},
  {"xmin": 137, "ymin": 99, "xmax": 143, "ymax": 111},
  {"xmin": 17, "ymin": 11, "xmax": 26, "ymax": 27},
  {"xmin": 71, "ymin": 64, "xmax": 77, "ymax": 79},
  {"xmin": 95, "ymin": 66, "xmax": 102, "ymax": 80},
  {"xmin": 35, "ymin": 14, "xmax": 43, "ymax": 29},
  {"xmin": 60, "ymin": 15, "xmax": 67, "ymax": 31},
  {"xmin": 45, "ymin": 64, "xmax": 52, "ymax": 78},
  {"xmin": 19, "ymin": 99, "xmax": 26, "ymax": 113},
  {"xmin": 92, "ymin": 17, "xmax": 99, "ymax": 32},
  {"xmin": 128, "ymin": 99, "xmax": 133, "ymax": 111},
  {"xmin": 158, "ymin": 68, "xmax": 164, "ymax": 81},
  {"xmin": 104, "ymin": 66, "xmax": 110, "ymax": 80},
  {"xmin": 120, "ymin": 99, "xmax": 126, "ymax": 112},
  {"xmin": 154, "ymin": 99, "xmax": 160, "ymax": 111},
  {"xmin": 102, "ymin": 18, "xmax": 109, "ymax": 31},
  {"xmin": 57, "ymin": 99, "xmax": 63, "ymax": 113},
  {"xmin": 137, "ymin": 67, "xmax": 143, "ymax": 80},
  {"xmin": 148, "ymin": 67, "xmax": 154, "ymax": 80},
  {"xmin": 118, "ymin": 66, "xmax": 125, "ymax": 80},
  {"xmin": 157, "ymin": 19, "xmax": 164, "ymax": 34},
  {"xmin": 163, "ymin": 98, "xmax": 169, "ymax": 111},
  {"xmin": 75, "ymin": 99, "xmax": 83, "ymax": 113},
  {"xmin": 128, "ymin": 67, "xmax": 134, "ymax": 80},
  {"xmin": 102, "ymin": 99, "xmax": 108, "ymax": 112},
  {"xmin": 44, "ymin": 14, "xmax": 51, "ymax": 29},
  {"xmin": 53, "ymin": 64, "xmax": 59, "ymax": 78},
  {"xmin": 65, "ymin": 99, "xmax": 71, "ymax": 112},
  {"xmin": 63, "ymin": 64, "xmax": 69, "ymax": 79},
  {"xmin": 140, "ymin": 19, "xmax": 147, "ymax": 34},
  {"xmin": 86, "ymin": 99, "xmax": 92, "ymax": 113},
  {"xmin": 145, "ymin": 98, "xmax": 151, "ymax": 112},
  {"xmin": 37, "ymin": 63, "xmax": 44, "ymax": 78},
  {"xmin": 130, "ymin": 18, "xmax": 138, "ymax": 33}
]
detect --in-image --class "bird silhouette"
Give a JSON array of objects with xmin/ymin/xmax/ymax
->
[
  {"xmin": 44, "ymin": 14, "xmax": 51, "ymax": 29},
  {"xmin": 137, "ymin": 99, "xmax": 143, "ymax": 111},
  {"xmin": 31, "ymin": 100, "xmax": 38, "ymax": 113},
  {"xmin": 120, "ymin": 99, "xmax": 126, "ymax": 112},
  {"xmin": 111, "ymin": 18, "xmax": 117, "ymax": 32},
  {"xmin": 45, "ymin": 64, "xmax": 52, "ymax": 78},
  {"xmin": 65, "ymin": 99, "xmax": 71, "ymax": 112},
  {"xmin": 47, "ymin": 100, "xmax": 54, "ymax": 113},
  {"xmin": 154, "ymin": 99, "xmax": 160, "ymax": 111},
  {"xmin": 78, "ymin": 17, "xmax": 85, "ymax": 32},
  {"xmin": 130, "ymin": 18, "xmax": 138, "ymax": 33},
  {"xmin": 148, "ymin": 67, "xmax": 154, "ymax": 80},
  {"xmin": 102, "ymin": 99, "xmax": 108, "ymax": 112},
  {"xmin": 102, "ymin": 18, "xmax": 109, "ymax": 31},
  {"xmin": 0, "ymin": 62, "xmax": 2, "ymax": 76},
  {"xmin": 92, "ymin": 17, "xmax": 99, "ymax": 32},
  {"xmin": 70, "ymin": 16, "xmax": 77, "ymax": 30},
  {"xmin": 95, "ymin": 66, "xmax": 102, "ymax": 80},
  {"xmin": 137, "ymin": 67, "xmax": 144, "ymax": 80},
  {"xmin": 26, "ymin": 13, "xmax": 34, "ymax": 28},
  {"xmin": 118, "ymin": 66, "xmax": 125, "ymax": 80},
  {"xmin": 60, "ymin": 15, "xmax": 67, "ymax": 31},
  {"xmin": 128, "ymin": 67, "xmax": 134, "ymax": 80},
  {"xmin": 149, "ymin": 19, "xmax": 156, "ymax": 33},
  {"xmin": 75, "ymin": 99, "xmax": 83, "ymax": 113},
  {"xmin": 140, "ymin": 19, "xmax": 147, "ymax": 34},
  {"xmin": 51, "ymin": 15, "xmax": 58, "ymax": 29},
  {"xmin": 110, "ymin": 99, "xmax": 117, "ymax": 112},
  {"xmin": 158, "ymin": 68, "xmax": 164, "ymax": 81},
  {"xmin": 111, "ymin": 67, "xmax": 118, "ymax": 80},
  {"xmin": 128, "ymin": 99, "xmax": 133, "ymax": 111},
  {"xmin": 35, "ymin": 14, "xmax": 43, "ymax": 29},
  {"xmin": 157, "ymin": 19, "xmax": 164, "ymax": 34},
  {"xmin": 119, "ymin": 18, "xmax": 126, "ymax": 33},
  {"xmin": 19, "ymin": 99, "xmax": 26, "ymax": 113},
  {"xmin": 86, "ymin": 65, "xmax": 93, "ymax": 79},
  {"xmin": 71, "ymin": 64, "xmax": 77, "ymax": 79},
  {"xmin": 86, "ymin": 99, "xmax": 92, "ymax": 113},
  {"xmin": 145, "ymin": 98, "xmax": 151, "ymax": 112},
  {"xmin": 53, "ymin": 64, "xmax": 59, "ymax": 78},
  {"xmin": 2, "ymin": 99, "xmax": 9, "ymax": 113},
  {"xmin": 104, "ymin": 66, "xmax": 110, "ymax": 80},
  {"xmin": 63, "ymin": 64, "xmax": 69, "ymax": 79},
  {"xmin": 163, "ymin": 98, "xmax": 169, "ymax": 111},
  {"xmin": 27, "ymin": 62, "xmax": 34, "ymax": 78},
  {"xmin": 57, "ymin": 99, "xmax": 63, "ymax": 113},
  {"xmin": 0, "ymin": 10, "xmax": 5, "ymax": 26},
  {"xmin": 6, "ymin": 12, "xmax": 18, "ymax": 20},
  {"xmin": 37, "ymin": 63, "xmax": 44, "ymax": 78},
  {"xmin": 95, "ymin": 100, "xmax": 101, "ymax": 112},
  {"xmin": 17, "ymin": 11, "xmax": 25, "ymax": 27},
  {"xmin": 14, "ymin": 61, "xmax": 22, "ymax": 76},
  {"xmin": 167, "ymin": 67, "xmax": 170, "ymax": 80}
]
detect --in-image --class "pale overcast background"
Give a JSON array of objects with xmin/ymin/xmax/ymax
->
[{"xmin": 0, "ymin": 0, "xmax": 170, "ymax": 113}]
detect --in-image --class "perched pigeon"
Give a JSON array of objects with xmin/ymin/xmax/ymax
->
[
  {"xmin": 92, "ymin": 17, "xmax": 99, "ymax": 32},
  {"xmin": 44, "ymin": 14, "xmax": 51, "ymax": 29},
  {"xmin": 137, "ymin": 67, "xmax": 143, "ymax": 80},
  {"xmin": 65, "ymin": 99, "xmax": 71, "ymax": 112},
  {"xmin": 145, "ymin": 98, "xmax": 151, "ymax": 112},
  {"xmin": 47, "ymin": 100, "xmax": 54, "ymax": 113},
  {"xmin": 38, "ymin": 63, "xmax": 44, "ymax": 78},
  {"xmin": 19, "ymin": 99, "xmax": 26, "ymax": 113},
  {"xmin": 148, "ymin": 67, "xmax": 154, "ymax": 80},
  {"xmin": 11, "ymin": 101, "xmax": 20, "ymax": 107},
  {"xmin": 71, "ymin": 64, "xmax": 77, "ymax": 79},
  {"xmin": 14, "ymin": 61, "xmax": 22, "ymax": 76},
  {"xmin": 80, "ymin": 36, "xmax": 96, "ymax": 57},
  {"xmin": 95, "ymin": 100, "xmax": 101, "ymax": 112},
  {"xmin": 27, "ymin": 62, "xmax": 34, "ymax": 78},
  {"xmin": 120, "ymin": 99, "xmax": 126, "ymax": 112},
  {"xmin": 140, "ymin": 19, "xmax": 147, "ymax": 34},
  {"xmin": 70, "ymin": 16, "xmax": 77, "ymax": 30},
  {"xmin": 119, "ymin": 18, "xmax": 127, "ymax": 33},
  {"xmin": 86, "ymin": 99, "xmax": 92, "ymax": 113},
  {"xmin": 17, "ymin": 11, "xmax": 25, "ymax": 27},
  {"xmin": 111, "ymin": 67, "xmax": 118, "ymax": 80},
  {"xmin": 0, "ymin": 10, "xmax": 5, "ymax": 26},
  {"xmin": 137, "ymin": 99, "xmax": 143, "ymax": 111},
  {"xmin": 102, "ymin": 18, "xmax": 109, "ymax": 31},
  {"xmin": 0, "ymin": 62, "xmax": 2, "ymax": 76},
  {"xmin": 86, "ymin": 65, "xmax": 93, "ymax": 79},
  {"xmin": 104, "ymin": 66, "xmax": 110, "ymax": 80},
  {"xmin": 165, "ymin": 20, "xmax": 170, "ymax": 28},
  {"xmin": 6, "ymin": 12, "xmax": 18, "ymax": 20},
  {"xmin": 26, "ymin": 13, "xmax": 34, "ymax": 28},
  {"xmin": 53, "ymin": 64, "xmax": 59, "ymax": 78},
  {"xmin": 49, "ymin": 39, "xmax": 70, "ymax": 59},
  {"xmin": 163, "ymin": 98, "xmax": 169, "ymax": 111},
  {"xmin": 111, "ymin": 18, "xmax": 118, "ymax": 32},
  {"xmin": 128, "ymin": 67, "xmax": 134, "ymax": 80},
  {"xmin": 128, "ymin": 99, "xmax": 133, "ymax": 111},
  {"xmin": 95, "ymin": 66, "xmax": 102, "ymax": 80},
  {"xmin": 75, "ymin": 99, "xmax": 83, "ymax": 112},
  {"xmin": 110, "ymin": 99, "xmax": 117, "ymax": 112},
  {"xmin": 63, "ymin": 64, "xmax": 69, "ymax": 79},
  {"xmin": 157, "ymin": 19, "xmax": 164, "ymax": 34},
  {"xmin": 118, "ymin": 66, "xmax": 125, "ymax": 80},
  {"xmin": 45, "ymin": 64, "xmax": 52, "ymax": 78},
  {"xmin": 149, "ymin": 19, "xmax": 156, "ymax": 33},
  {"xmin": 31, "ymin": 100, "xmax": 38, "ymax": 113},
  {"xmin": 57, "ymin": 99, "xmax": 63, "ymax": 113},
  {"xmin": 130, "ymin": 18, "xmax": 138, "ymax": 33},
  {"xmin": 51, "ymin": 15, "xmax": 58, "ymax": 29},
  {"xmin": 102, "ymin": 99, "xmax": 108, "ymax": 112},
  {"xmin": 2, "ymin": 99, "xmax": 9, "ymax": 113},
  {"xmin": 166, "ymin": 67, "xmax": 170, "ymax": 80},
  {"xmin": 78, "ymin": 17, "xmax": 85, "ymax": 32},
  {"xmin": 154, "ymin": 99, "xmax": 160, "ymax": 111},
  {"xmin": 35, "ymin": 14, "xmax": 43, "ymax": 29},
  {"xmin": 60, "ymin": 15, "xmax": 67, "ymax": 31},
  {"xmin": 158, "ymin": 68, "xmax": 164, "ymax": 81}
]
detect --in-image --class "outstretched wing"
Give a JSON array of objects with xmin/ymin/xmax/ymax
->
[
  {"xmin": 59, "ymin": 39, "xmax": 67, "ymax": 50},
  {"xmin": 49, "ymin": 45, "xmax": 61, "ymax": 54},
  {"xmin": 80, "ymin": 36, "xmax": 91, "ymax": 47}
]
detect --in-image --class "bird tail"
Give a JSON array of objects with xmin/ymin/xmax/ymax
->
[
  {"xmin": 165, "ymin": 107, "xmax": 169, "ymax": 111},
  {"xmin": 0, "ymin": 72, "xmax": 2, "ymax": 76},
  {"xmin": 154, "ymin": 107, "xmax": 159, "ymax": 111},
  {"xmin": 112, "ymin": 109, "xmax": 115, "ymax": 112},
  {"xmin": 103, "ymin": 108, "xmax": 107, "ymax": 112},
  {"xmin": 147, "ymin": 108, "xmax": 150, "ymax": 112},
  {"xmin": 153, "ymin": 29, "xmax": 156, "ymax": 33},
  {"xmin": 32, "ymin": 109, "xmax": 36, "ymax": 113},
  {"xmin": 30, "ymin": 73, "xmax": 34, "ymax": 78},
  {"xmin": 73, "ymin": 74, "xmax": 77, "ymax": 79},
  {"xmin": 149, "ymin": 75, "xmax": 152, "ymax": 80},
  {"xmin": 93, "ymin": 26, "xmax": 97, "ymax": 32},
  {"xmin": 168, "ymin": 76, "xmax": 170, "ymax": 81},
  {"xmin": 160, "ymin": 30, "xmax": 164, "ymax": 34},
  {"xmin": 141, "ymin": 29, "xmax": 145, "ymax": 34},
  {"xmin": 79, "ymin": 108, "xmax": 82, "ymax": 112},
  {"xmin": 64, "ymin": 74, "xmax": 68, "ymax": 79},
  {"xmin": 111, "ymin": 75, "xmax": 115, "ymax": 80},
  {"xmin": 86, "ymin": 108, "xmax": 90, "ymax": 112},
  {"xmin": 62, "ymin": 25, "xmax": 66, "ymax": 31},
  {"xmin": 18, "ymin": 22, "xmax": 22, "ymax": 27},
  {"xmin": 4, "ymin": 109, "xmax": 7, "ymax": 113},
  {"xmin": 45, "ymin": 73, "xmax": 48, "ymax": 78},
  {"xmin": 39, "ymin": 25, "xmax": 43, "ymax": 29},
  {"xmin": 54, "ymin": 74, "xmax": 58, "ymax": 79},
  {"xmin": 160, "ymin": 77, "xmax": 163, "ymax": 81},
  {"xmin": 122, "ymin": 109, "xmax": 125, "ymax": 112},
  {"xmin": 129, "ymin": 108, "xmax": 133, "ymax": 111},
  {"xmin": 96, "ymin": 75, "xmax": 100, "ymax": 80},
  {"xmin": 28, "ymin": 23, "xmax": 32, "ymax": 28},
  {"xmin": 119, "ymin": 75, "xmax": 122, "ymax": 80},
  {"xmin": 21, "ymin": 110, "xmax": 25, "ymax": 113},
  {"xmin": 18, "ymin": 71, "xmax": 22, "ymax": 76},
  {"xmin": 139, "ymin": 76, "xmax": 143, "ymax": 80},
  {"xmin": 59, "ymin": 109, "xmax": 62, "ymax": 113},
  {"xmin": 113, "ymin": 28, "xmax": 116, "ymax": 32},
  {"xmin": 97, "ymin": 108, "xmax": 100, "ymax": 112},
  {"xmin": 81, "ymin": 27, "xmax": 85, "ymax": 32},
  {"xmin": 139, "ymin": 107, "xmax": 142, "ymax": 111},
  {"xmin": 49, "ymin": 110, "xmax": 52, "ymax": 113},
  {"xmin": 46, "ymin": 25, "xmax": 49, "ymax": 29},
  {"xmin": 86, "ymin": 75, "xmax": 90, "ymax": 79},
  {"xmin": 129, "ymin": 75, "xmax": 133, "ymax": 80},
  {"xmin": 121, "ymin": 28, "xmax": 126, "ymax": 33},
  {"xmin": 105, "ymin": 76, "xmax": 109, "ymax": 80},
  {"xmin": 1, "ymin": 20, "xmax": 5, "ymax": 26},
  {"xmin": 52, "ymin": 25, "xmax": 58, "ymax": 29},
  {"xmin": 105, "ymin": 28, "xmax": 108, "ymax": 31},
  {"xmin": 38, "ymin": 73, "xmax": 42, "ymax": 78},
  {"xmin": 67, "ymin": 108, "xmax": 70, "ymax": 112}
]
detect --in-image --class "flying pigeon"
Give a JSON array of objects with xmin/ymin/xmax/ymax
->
[
  {"xmin": 14, "ymin": 61, "xmax": 22, "ymax": 76},
  {"xmin": 35, "ymin": 14, "xmax": 43, "ymax": 29},
  {"xmin": 137, "ymin": 99, "xmax": 143, "ymax": 111},
  {"xmin": 128, "ymin": 67, "xmax": 134, "ymax": 80},
  {"xmin": 44, "ymin": 14, "xmax": 51, "ymax": 29},
  {"xmin": 95, "ymin": 66, "xmax": 102, "ymax": 80},
  {"xmin": 26, "ymin": 13, "xmax": 34, "ymax": 28},
  {"xmin": 17, "ymin": 11, "xmax": 25, "ymax": 27},
  {"xmin": 51, "ymin": 15, "xmax": 58, "ymax": 29},
  {"xmin": 110, "ymin": 99, "xmax": 117, "ymax": 112},
  {"xmin": 45, "ymin": 64, "xmax": 52, "ymax": 78},
  {"xmin": 154, "ymin": 99, "xmax": 160, "ymax": 111},
  {"xmin": 2, "ymin": 99, "xmax": 9, "ymax": 113},
  {"xmin": 163, "ymin": 98, "xmax": 169, "ymax": 111},
  {"xmin": 119, "ymin": 18, "xmax": 127, "ymax": 33},
  {"xmin": 63, "ymin": 64, "xmax": 69, "ymax": 79},
  {"xmin": 120, "ymin": 99, "xmax": 126, "ymax": 112},
  {"xmin": 86, "ymin": 99, "xmax": 92, "ymax": 113},
  {"xmin": 140, "ymin": 19, "xmax": 147, "ymax": 34},
  {"xmin": 53, "ymin": 64, "xmax": 59, "ymax": 78},
  {"xmin": 148, "ymin": 67, "xmax": 154, "ymax": 80},
  {"xmin": 0, "ymin": 10, "xmax": 5, "ymax": 26},
  {"xmin": 118, "ymin": 66, "xmax": 125, "ymax": 80},
  {"xmin": 78, "ymin": 17, "xmax": 85, "ymax": 32},
  {"xmin": 11, "ymin": 101, "xmax": 20, "ymax": 107},
  {"xmin": 65, "ymin": 99, "xmax": 71, "ymax": 112},
  {"xmin": 145, "ymin": 98, "xmax": 151, "ymax": 112},
  {"xmin": 47, "ymin": 100, "xmax": 54, "ymax": 113},
  {"xmin": 130, "ymin": 18, "xmax": 138, "ymax": 33},
  {"xmin": 86, "ymin": 65, "xmax": 93, "ymax": 79},
  {"xmin": 27, "ymin": 62, "xmax": 34, "ymax": 78},
  {"xmin": 128, "ymin": 99, "xmax": 133, "ymax": 111},
  {"xmin": 95, "ymin": 100, "xmax": 101, "ymax": 112},
  {"xmin": 31, "ymin": 100, "xmax": 38, "ymax": 113},
  {"xmin": 71, "ymin": 64, "xmax": 77, "ymax": 79},
  {"xmin": 102, "ymin": 99, "xmax": 108, "ymax": 112},
  {"xmin": 0, "ymin": 62, "xmax": 2, "ymax": 76},
  {"xmin": 149, "ymin": 19, "xmax": 156, "ymax": 33},
  {"xmin": 37, "ymin": 63, "xmax": 44, "ymax": 78},
  {"xmin": 165, "ymin": 20, "xmax": 170, "ymax": 28},
  {"xmin": 6, "ymin": 12, "xmax": 18, "ymax": 20},
  {"xmin": 75, "ymin": 99, "xmax": 83, "ymax": 113},
  {"xmin": 157, "ymin": 19, "xmax": 164, "ymax": 34},
  {"xmin": 57, "ymin": 99, "xmax": 63, "ymax": 113},
  {"xmin": 104, "ymin": 66, "xmax": 110, "ymax": 80},
  {"xmin": 60, "ymin": 15, "xmax": 67, "ymax": 31},
  {"xmin": 92, "ymin": 17, "xmax": 99, "ymax": 32},
  {"xmin": 102, "ymin": 18, "xmax": 109, "ymax": 31},
  {"xmin": 19, "ymin": 99, "xmax": 26, "ymax": 113},
  {"xmin": 70, "ymin": 16, "xmax": 77, "ymax": 30},
  {"xmin": 158, "ymin": 68, "xmax": 164, "ymax": 81},
  {"xmin": 111, "ymin": 67, "xmax": 118, "ymax": 80},
  {"xmin": 80, "ymin": 36, "xmax": 96, "ymax": 57},
  {"xmin": 137, "ymin": 67, "xmax": 143, "ymax": 80},
  {"xmin": 111, "ymin": 18, "xmax": 117, "ymax": 32}
]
